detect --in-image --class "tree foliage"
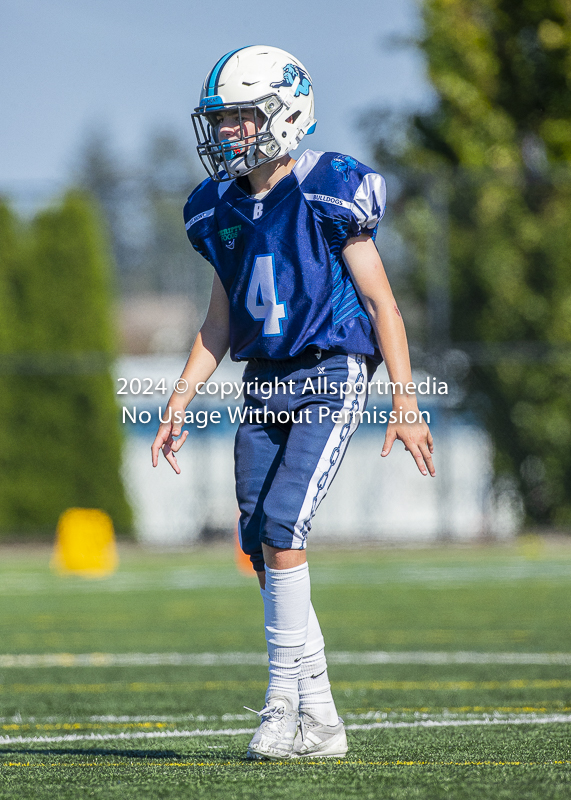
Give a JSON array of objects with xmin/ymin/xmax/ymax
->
[
  {"xmin": 371, "ymin": 0, "xmax": 571, "ymax": 526},
  {"xmin": 0, "ymin": 193, "xmax": 132, "ymax": 535}
]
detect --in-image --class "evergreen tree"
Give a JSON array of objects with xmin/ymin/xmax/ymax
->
[
  {"xmin": 0, "ymin": 201, "xmax": 21, "ymax": 529},
  {"xmin": 370, "ymin": 0, "xmax": 571, "ymax": 526},
  {"xmin": 0, "ymin": 193, "xmax": 132, "ymax": 535}
]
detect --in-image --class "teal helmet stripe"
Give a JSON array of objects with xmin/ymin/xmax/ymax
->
[{"xmin": 205, "ymin": 47, "xmax": 248, "ymax": 97}]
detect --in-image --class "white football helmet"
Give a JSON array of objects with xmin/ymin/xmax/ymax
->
[{"xmin": 192, "ymin": 45, "xmax": 317, "ymax": 181}]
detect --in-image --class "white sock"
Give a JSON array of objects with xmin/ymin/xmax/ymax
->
[
  {"xmin": 298, "ymin": 603, "xmax": 339, "ymax": 725},
  {"xmin": 262, "ymin": 562, "xmax": 311, "ymax": 707}
]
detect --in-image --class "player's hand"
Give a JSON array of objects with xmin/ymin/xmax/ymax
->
[
  {"xmin": 381, "ymin": 410, "xmax": 435, "ymax": 477},
  {"xmin": 151, "ymin": 414, "xmax": 189, "ymax": 474}
]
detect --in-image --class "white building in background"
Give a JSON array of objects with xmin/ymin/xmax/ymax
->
[{"xmin": 117, "ymin": 355, "xmax": 518, "ymax": 546}]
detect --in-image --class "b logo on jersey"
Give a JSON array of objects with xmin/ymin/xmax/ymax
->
[
  {"xmin": 270, "ymin": 64, "xmax": 311, "ymax": 97},
  {"xmin": 331, "ymin": 155, "xmax": 358, "ymax": 181}
]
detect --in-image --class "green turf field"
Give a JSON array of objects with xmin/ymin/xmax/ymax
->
[{"xmin": 1, "ymin": 540, "xmax": 571, "ymax": 799}]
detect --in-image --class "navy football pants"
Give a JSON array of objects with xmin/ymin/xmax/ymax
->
[{"xmin": 235, "ymin": 349, "xmax": 373, "ymax": 572}]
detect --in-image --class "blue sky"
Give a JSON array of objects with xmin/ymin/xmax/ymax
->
[{"xmin": 1, "ymin": 0, "xmax": 432, "ymax": 188}]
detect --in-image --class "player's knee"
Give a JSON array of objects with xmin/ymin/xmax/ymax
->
[{"xmin": 262, "ymin": 542, "xmax": 307, "ymax": 570}]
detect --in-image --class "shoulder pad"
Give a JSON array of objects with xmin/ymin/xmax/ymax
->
[
  {"xmin": 296, "ymin": 150, "xmax": 386, "ymax": 232},
  {"xmin": 303, "ymin": 152, "xmax": 376, "ymax": 192}
]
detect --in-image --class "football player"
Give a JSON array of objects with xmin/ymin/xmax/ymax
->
[{"xmin": 151, "ymin": 45, "xmax": 434, "ymax": 760}]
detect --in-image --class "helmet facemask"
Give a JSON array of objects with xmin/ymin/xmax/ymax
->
[{"xmin": 192, "ymin": 95, "xmax": 285, "ymax": 181}]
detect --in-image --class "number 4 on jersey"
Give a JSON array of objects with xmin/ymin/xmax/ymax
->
[{"xmin": 246, "ymin": 254, "xmax": 288, "ymax": 336}]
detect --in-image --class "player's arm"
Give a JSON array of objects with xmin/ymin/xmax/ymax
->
[
  {"xmin": 342, "ymin": 234, "xmax": 435, "ymax": 477},
  {"xmin": 151, "ymin": 272, "xmax": 230, "ymax": 473}
]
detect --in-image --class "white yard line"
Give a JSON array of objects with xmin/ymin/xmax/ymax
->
[
  {"xmin": 0, "ymin": 652, "xmax": 267, "ymax": 668},
  {"xmin": 2, "ymin": 651, "xmax": 571, "ymax": 668},
  {"xmin": 2, "ymin": 562, "xmax": 571, "ymax": 596},
  {"xmin": 2, "ymin": 714, "xmax": 571, "ymax": 746},
  {"xmin": 2, "ymin": 710, "xmax": 568, "ymax": 725},
  {"xmin": 345, "ymin": 715, "xmax": 571, "ymax": 730},
  {"xmin": 330, "ymin": 652, "xmax": 571, "ymax": 665},
  {"xmin": 0, "ymin": 728, "xmax": 255, "ymax": 745}
]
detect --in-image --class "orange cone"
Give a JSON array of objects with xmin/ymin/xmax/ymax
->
[{"xmin": 234, "ymin": 520, "xmax": 255, "ymax": 576}]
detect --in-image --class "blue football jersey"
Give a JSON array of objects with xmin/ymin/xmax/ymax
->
[{"xmin": 184, "ymin": 150, "xmax": 386, "ymax": 362}]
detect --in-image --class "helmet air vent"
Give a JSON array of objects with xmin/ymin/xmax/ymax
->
[
  {"xmin": 242, "ymin": 71, "xmax": 262, "ymax": 86},
  {"xmin": 285, "ymin": 110, "xmax": 301, "ymax": 125}
]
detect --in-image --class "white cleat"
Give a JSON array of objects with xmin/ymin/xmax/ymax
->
[
  {"xmin": 245, "ymin": 696, "xmax": 298, "ymax": 761},
  {"xmin": 291, "ymin": 712, "xmax": 348, "ymax": 758}
]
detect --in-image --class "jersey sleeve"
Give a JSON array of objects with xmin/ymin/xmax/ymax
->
[
  {"xmin": 183, "ymin": 178, "xmax": 218, "ymax": 265},
  {"xmin": 297, "ymin": 151, "xmax": 386, "ymax": 242},
  {"xmin": 349, "ymin": 171, "xmax": 386, "ymax": 238}
]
